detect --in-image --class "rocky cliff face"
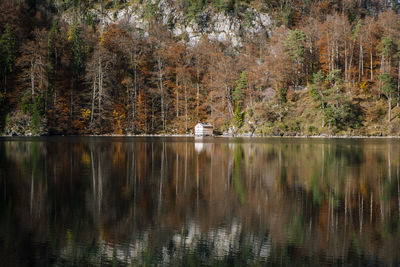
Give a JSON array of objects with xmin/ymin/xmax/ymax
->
[{"xmin": 84, "ymin": 0, "xmax": 273, "ymax": 46}]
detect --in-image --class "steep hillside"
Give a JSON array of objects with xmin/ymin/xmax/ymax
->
[{"xmin": 0, "ymin": 0, "xmax": 400, "ymax": 136}]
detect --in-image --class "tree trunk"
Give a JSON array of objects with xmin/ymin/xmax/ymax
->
[
  {"xmin": 359, "ymin": 42, "xmax": 363, "ymax": 81},
  {"xmin": 388, "ymin": 96, "xmax": 391, "ymax": 122},
  {"xmin": 370, "ymin": 48, "xmax": 373, "ymax": 81},
  {"xmin": 70, "ymin": 80, "xmax": 73, "ymax": 124},
  {"xmin": 379, "ymin": 54, "xmax": 385, "ymax": 91},
  {"xmin": 151, "ymin": 98, "xmax": 154, "ymax": 132},
  {"xmin": 31, "ymin": 59, "xmax": 35, "ymax": 97},
  {"xmin": 176, "ymin": 78, "xmax": 179, "ymax": 117},
  {"xmin": 360, "ymin": 43, "xmax": 364, "ymax": 79},
  {"xmin": 196, "ymin": 68, "xmax": 200, "ymax": 118},
  {"xmin": 157, "ymin": 58, "xmax": 165, "ymax": 131},
  {"xmin": 344, "ymin": 40, "xmax": 348, "ymax": 81},
  {"xmin": 144, "ymin": 93, "xmax": 148, "ymax": 132},
  {"xmin": 331, "ymin": 40, "xmax": 335, "ymax": 72},
  {"xmin": 336, "ymin": 42, "xmax": 339, "ymax": 70},
  {"xmin": 132, "ymin": 59, "xmax": 138, "ymax": 133},
  {"xmin": 349, "ymin": 42, "xmax": 354, "ymax": 83},
  {"xmin": 226, "ymin": 85, "xmax": 234, "ymax": 117},
  {"xmin": 185, "ymin": 84, "xmax": 188, "ymax": 132},
  {"xmin": 44, "ymin": 86, "xmax": 48, "ymax": 114},
  {"xmin": 98, "ymin": 56, "xmax": 102, "ymax": 133},
  {"xmin": 3, "ymin": 71, "xmax": 7, "ymax": 95},
  {"xmin": 54, "ymin": 89, "xmax": 57, "ymax": 109},
  {"xmin": 398, "ymin": 58, "xmax": 400, "ymax": 107},
  {"xmin": 90, "ymin": 81, "xmax": 96, "ymax": 130}
]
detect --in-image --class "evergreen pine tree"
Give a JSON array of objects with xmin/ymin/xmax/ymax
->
[{"xmin": 0, "ymin": 24, "xmax": 16, "ymax": 95}]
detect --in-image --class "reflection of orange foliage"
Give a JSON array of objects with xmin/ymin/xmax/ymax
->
[
  {"xmin": 81, "ymin": 152, "xmax": 91, "ymax": 165},
  {"xmin": 4, "ymin": 139, "xmax": 400, "ymax": 265}
]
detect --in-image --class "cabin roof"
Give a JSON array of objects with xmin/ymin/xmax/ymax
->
[{"xmin": 195, "ymin": 123, "xmax": 213, "ymax": 128}]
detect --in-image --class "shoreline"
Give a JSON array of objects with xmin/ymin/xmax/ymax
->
[{"xmin": 1, "ymin": 134, "xmax": 400, "ymax": 139}]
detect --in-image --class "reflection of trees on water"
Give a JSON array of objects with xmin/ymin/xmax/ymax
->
[{"xmin": 1, "ymin": 138, "xmax": 400, "ymax": 265}]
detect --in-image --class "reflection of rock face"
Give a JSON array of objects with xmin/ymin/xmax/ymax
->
[
  {"xmin": 1, "ymin": 138, "xmax": 400, "ymax": 265},
  {"xmin": 59, "ymin": 221, "xmax": 272, "ymax": 265}
]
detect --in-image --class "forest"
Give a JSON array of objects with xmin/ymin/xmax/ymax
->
[{"xmin": 1, "ymin": 0, "xmax": 400, "ymax": 136}]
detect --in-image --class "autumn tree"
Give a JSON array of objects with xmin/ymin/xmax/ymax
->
[
  {"xmin": 46, "ymin": 20, "xmax": 62, "ymax": 112},
  {"xmin": 18, "ymin": 29, "xmax": 48, "ymax": 98},
  {"xmin": 16, "ymin": 28, "xmax": 49, "ymax": 134},
  {"xmin": 318, "ymin": 14, "xmax": 350, "ymax": 78},
  {"xmin": 363, "ymin": 16, "xmax": 379, "ymax": 82},
  {"xmin": 149, "ymin": 25, "xmax": 172, "ymax": 132},
  {"xmin": 236, "ymin": 38, "xmax": 262, "ymax": 109},
  {"xmin": 191, "ymin": 40, "xmax": 210, "ymax": 121},
  {"xmin": 85, "ymin": 42, "xmax": 115, "ymax": 134},
  {"xmin": 121, "ymin": 23, "xmax": 148, "ymax": 133},
  {"xmin": 397, "ymin": 40, "xmax": 400, "ymax": 106},
  {"xmin": 266, "ymin": 27, "xmax": 294, "ymax": 104},
  {"xmin": 164, "ymin": 41, "xmax": 193, "ymax": 132},
  {"xmin": 377, "ymin": 11, "xmax": 400, "ymax": 83},
  {"xmin": 196, "ymin": 36, "xmax": 220, "ymax": 125},
  {"xmin": 352, "ymin": 19, "xmax": 365, "ymax": 82},
  {"xmin": 68, "ymin": 22, "xmax": 86, "ymax": 124},
  {"xmin": 209, "ymin": 43, "xmax": 238, "ymax": 126},
  {"xmin": 301, "ymin": 17, "xmax": 321, "ymax": 80},
  {"xmin": 100, "ymin": 22, "xmax": 150, "ymax": 133}
]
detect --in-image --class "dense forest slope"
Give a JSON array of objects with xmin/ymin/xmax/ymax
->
[{"xmin": 1, "ymin": 0, "xmax": 400, "ymax": 136}]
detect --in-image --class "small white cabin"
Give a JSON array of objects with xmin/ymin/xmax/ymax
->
[{"xmin": 194, "ymin": 123, "xmax": 213, "ymax": 136}]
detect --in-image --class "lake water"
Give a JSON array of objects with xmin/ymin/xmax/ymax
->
[{"xmin": 0, "ymin": 137, "xmax": 400, "ymax": 266}]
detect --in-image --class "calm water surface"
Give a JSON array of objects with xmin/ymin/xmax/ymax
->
[{"xmin": 0, "ymin": 137, "xmax": 400, "ymax": 266}]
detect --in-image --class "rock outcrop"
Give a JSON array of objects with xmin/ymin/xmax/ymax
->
[{"xmin": 83, "ymin": 0, "xmax": 273, "ymax": 46}]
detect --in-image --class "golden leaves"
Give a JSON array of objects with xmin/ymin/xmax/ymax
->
[{"xmin": 81, "ymin": 108, "xmax": 91, "ymax": 121}]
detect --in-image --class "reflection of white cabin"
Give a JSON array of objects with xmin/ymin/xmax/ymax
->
[{"xmin": 194, "ymin": 123, "xmax": 213, "ymax": 136}]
